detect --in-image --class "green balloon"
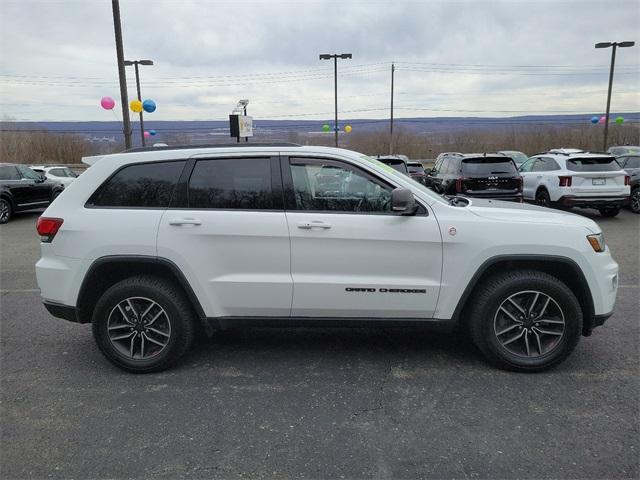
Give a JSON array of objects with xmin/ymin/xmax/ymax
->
[
  {"xmin": 322, "ymin": 124, "xmax": 330, "ymax": 132},
  {"xmin": 615, "ymin": 116, "xmax": 624, "ymax": 124}
]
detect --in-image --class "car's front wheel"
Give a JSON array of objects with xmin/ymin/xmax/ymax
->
[
  {"xmin": 598, "ymin": 206, "xmax": 621, "ymax": 217},
  {"xmin": 630, "ymin": 188, "xmax": 640, "ymax": 214},
  {"xmin": 0, "ymin": 198, "xmax": 12, "ymax": 224},
  {"xmin": 92, "ymin": 275, "xmax": 196, "ymax": 373},
  {"xmin": 468, "ymin": 270, "xmax": 582, "ymax": 372}
]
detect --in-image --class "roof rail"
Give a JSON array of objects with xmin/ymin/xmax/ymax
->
[{"xmin": 122, "ymin": 142, "xmax": 302, "ymax": 153}]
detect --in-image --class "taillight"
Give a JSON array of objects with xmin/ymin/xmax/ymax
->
[
  {"xmin": 625, "ymin": 175, "xmax": 630, "ymax": 186},
  {"xmin": 455, "ymin": 178, "xmax": 462, "ymax": 193},
  {"xmin": 558, "ymin": 176, "xmax": 572, "ymax": 187},
  {"xmin": 36, "ymin": 217, "xmax": 63, "ymax": 243}
]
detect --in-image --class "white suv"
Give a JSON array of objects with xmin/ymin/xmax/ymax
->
[
  {"xmin": 36, "ymin": 144, "xmax": 619, "ymax": 373},
  {"xmin": 519, "ymin": 149, "xmax": 630, "ymax": 217},
  {"xmin": 31, "ymin": 166, "xmax": 79, "ymax": 187}
]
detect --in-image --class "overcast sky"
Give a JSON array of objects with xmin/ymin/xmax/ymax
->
[{"xmin": 0, "ymin": 0, "xmax": 638, "ymax": 122}]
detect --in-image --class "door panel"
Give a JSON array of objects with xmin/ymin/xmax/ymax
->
[
  {"xmin": 283, "ymin": 156, "xmax": 442, "ymax": 318},
  {"xmin": 157, "ymin": 155, "xmax": 292, "ymax": 318}
]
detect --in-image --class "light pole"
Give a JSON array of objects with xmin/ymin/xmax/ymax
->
[
  {"xmin": 319, "ymin": 53, "xmax": 352, "ymax": 147},
  {"xmin": 124, "ymin": 59, "xmax": 154, "ymax": 146},
  {"xmin": 111, "ymin": 0, "xmax": 132, "ymax": 149},
  {"xmin": 595, "ymin": 41, "xmax": 635, "ymax": 151}
]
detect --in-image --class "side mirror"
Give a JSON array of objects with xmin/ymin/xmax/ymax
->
[{"xmin": 391, "ymin": 188, "xmax": 417, "ymax": 215}]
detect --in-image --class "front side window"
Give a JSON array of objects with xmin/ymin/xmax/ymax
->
[
  {"xmin": 188, "ymin": 157, "xmax": 274, "ymax": 209},
  {"xmin": 88, "ymin": 160, "xmax": 185, "ymax": 208},
  {"xmin": 289, "ymin": 158, "xmax": 392, "ymax": 213},
  {"xmin": 519, "ymin": 159, "xmax": 536, "ymax": 172},
  {"xmin": 16, "ymin": 164, "xmax": 42, "ymax": 180}
]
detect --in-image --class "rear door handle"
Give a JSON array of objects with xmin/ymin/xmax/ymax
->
[
  {"xmin": 169, "ymin": 218, "xmax": 202, "ymax": 226},
  {"xmin": 297, "ymin": 221, "xmax": 332, "ymax": 229}
]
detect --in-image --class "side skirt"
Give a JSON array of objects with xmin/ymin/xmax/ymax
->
[{"xmin": 207, "ymin": 316, "xmax": 457, "ymax": 331}]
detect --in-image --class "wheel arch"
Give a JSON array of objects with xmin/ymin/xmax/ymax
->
[
  {"xmin": 76, "ymin": 255, "xmax": 210, "ymax": 333},
  {"xmin": 452, "ymin": 255, "xmax": 596, "ymax": 336}
]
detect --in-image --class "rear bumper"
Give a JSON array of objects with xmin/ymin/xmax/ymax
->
[
  {"xmin": 559, "ymin": 195, "xmax": 629, "ymax": 208},
  {"xmin": 43, "ymin": 301, "xmax": 84, "ymax": 323}
]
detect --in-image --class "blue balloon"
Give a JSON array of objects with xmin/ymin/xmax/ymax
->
[
  {"xmin": 590, "ymin": 116, "xmax": 599, "ymax": 124},
  {"xmin": 142, "ymin": 99, "xmax": 156, "ymax": 113},
  {"xmin": 149, "ymin": 129, "xmax": 157, "ymax": 136}
]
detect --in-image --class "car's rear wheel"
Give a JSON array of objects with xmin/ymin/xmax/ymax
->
[
  {"xmin": 468, "ymin": 270, "xmax": 582, "ymax": 372},
  {"xmin": 630, "ymin": 188, "xmax": 640, "ymax": 214},
  {"xmin": 598, "ymin": 206, "xmax": 621, "ymax": 217},
  {"xmin": 535, "ymin": 189, "xmax": 551, "ymax": 208},
  {"xmin": 0, "ymin": 198, "xmax": 12, "ymax": 224},
  {"xmin": 92, "ymin": 275, "xmax": 195, "ymax": 373}
]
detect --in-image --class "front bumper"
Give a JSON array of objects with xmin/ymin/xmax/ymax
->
[
  {"xmin": 43, "ymin": 301, "xmax": 83, "ymax": 323},
  {"xmin": 559, "ymin": 195, "xmax": 629, "ymax": 208}
]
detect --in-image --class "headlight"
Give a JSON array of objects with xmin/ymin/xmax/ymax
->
[{"xmin": 587, "ymin": 233, "xmax": 606, "ymax": 252}]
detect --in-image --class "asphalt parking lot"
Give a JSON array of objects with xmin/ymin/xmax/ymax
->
[{"xmin": 1, "ymin": 208, "xmax": 638, "ymax": 479}]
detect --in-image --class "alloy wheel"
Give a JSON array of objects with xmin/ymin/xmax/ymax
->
[
  {"xmin": 493, "ymin": 290, "xmax": 565, "ymax": 357},
  {"xmin": 0, "ymin": 200, "xmax": 10, "ymax": 223},
  {"xmin": 631, "ymin": 189, "xmax": 640, "ymax": 213},
  {"xmin": 107, "ymin": 297, "xmax": 171, "ymax": 360}
]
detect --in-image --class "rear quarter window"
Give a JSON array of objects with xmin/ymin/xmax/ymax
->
[
  {"xmin": 87, "ymin": 160, "xmax": 186, "ymax": 208},
  {"xmin": 566, "ymin": 157, "xmax": 620, "ymax": 172}
]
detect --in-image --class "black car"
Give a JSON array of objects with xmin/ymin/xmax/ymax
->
[
  {"xmin": 372, "ymin": 156, "xmax": 409, "ymax": 175},
  {"xmin": 0, "ymin": 163, "xmax": 64, "ymax": 224},
  {"xmin": 427, "ymin": 153, "xmax": 522, "ymax": 201}
]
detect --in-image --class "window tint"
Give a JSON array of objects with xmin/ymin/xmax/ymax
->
[
  {"xmin": 289, "ymin": 158, "xmax": 392, "ymax": 213},
  {"xmin": 188, "ymin": 158, "xmax": 273, "ymax": 209},
  {"xmin": 461, "ymin": 158, "xmax": 517, "ymax": 175},
  {"xmin": 89, "ymin": 160, "xmax": 185, "ymax": 208},
  {"xmin": 0, "ymin": 166, "xmax": 21, "ymax": 180},
  {"xmin": 566, "ymin": 157, "xmax": 620, "ymax": 172}
]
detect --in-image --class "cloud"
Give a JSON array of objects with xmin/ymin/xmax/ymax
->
[{"xmin": 1, "ymin": 0, "xmax": 638, "ymax": 121}]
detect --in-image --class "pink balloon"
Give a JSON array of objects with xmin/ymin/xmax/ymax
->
[
  {"xmin": 100, "ymin": 96, "xmax": 115, "ymax": 110},
  {"xmin": 599, "ymin": 116, "xmax": 606, "ymax": 124},
  {"xmin": 143, "ymin": 131, "xmax": 151, "ymax": 138}
]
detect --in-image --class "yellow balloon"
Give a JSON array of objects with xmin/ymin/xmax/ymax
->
[
  {"xmin": 345, "ymin": 125, "xmax": 352, "ymax": 133},
  {"xmin": 130, "ymin": 100, "xmax": 143, "ymax": 113}
]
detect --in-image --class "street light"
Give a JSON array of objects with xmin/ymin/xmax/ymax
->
[
  {"xmin": 319, "ymin": 53, "xmax": 352, "ymax": 147},
  {"xmin": 594, "ymin": 41, "xmax": 635, "ymax": 151},
  {"xmin": 124, "ymin": 59, "xmax": 154, "ymax": 146}
]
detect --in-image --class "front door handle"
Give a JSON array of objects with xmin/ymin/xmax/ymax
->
[
  {"xmin": 169, "ymin": 218, "xmax": 202, "ymax": 226},
  {"xmin": 297, "ymin": 221, "xmax": 332, "ymax": 230}
]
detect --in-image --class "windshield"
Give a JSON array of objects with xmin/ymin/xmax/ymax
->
[
  {"xmin": 620, "ymin": 156, "xmax": 640, "ymax": 169},
  {"xmin": 360, "ymin": 155, "xmax": 448, "ymax": 205},
  {"xmin": 500, "ymin": 151, "xmax": 528, "ymax": 164},
  {"xmin": 610, "ymin": 146, "xmax": 640, "ymax": 156},
  {"xmin": 461, "ymin": 158, "xmax": 517, "ymax": 175},
  {"xmin": 567, "ymin": 157, "xmax": 620, "ymax": 172}
]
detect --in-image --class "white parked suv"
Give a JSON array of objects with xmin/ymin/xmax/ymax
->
[
  {"xmin": 519, "ymin": 149, "xmax": 630, "ymax": 217},
  {"xmin": 31, "ymin": 166, "xmax": 79, "ymax": 187},
  {"xmin": 36, "ymin": 144, "xmax": 619, "ymax": 373}
]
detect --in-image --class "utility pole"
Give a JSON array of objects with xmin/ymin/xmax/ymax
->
[
  {"xmin": 111, "ymin": 0, "xmax": 131, "ymax": 149},
  {"xmin": 595, "ymin": 40, "xmax": 635, "ymax": 151},
  {"xmin": 124, "ymin": 60, "xmax": 154, "ymax": 147},
  {"xmin": 319, "ymin": 53, "xmax": 352, "ymax": 148},
  {"xmin": 389, "ymin": 63, "xmax": 395, "ymax": 155}
]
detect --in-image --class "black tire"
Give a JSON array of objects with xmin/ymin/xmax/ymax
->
[
  {"xmin": 598, "ymin": 206, "xmax": 621, "ymax": 217},
  {"xmin": 92, "ymin": 275, "xmax": 196, "ymax": 373},
  {"xmin": 467, "ymin": 270, "xmax": 582, "ymax": 372},
  {"xmin": 535, "ymin": 189, "xmax": 552, "ymax": 208},
  {"xmin": 629, "ymin": 188, "xmax": 639, "ymax": 214},
  {"xmin": 0, "ymin": 198, "xmax": 12, "ymax": 224}
]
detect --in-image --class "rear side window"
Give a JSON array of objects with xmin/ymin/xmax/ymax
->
[
  {"xmin": 0, "ymin": 166, "xmax": 20, "ymax": 180},
  {"xmin": 188, "ymin": 158, "xmax": 273, "ymax": 209},
  {"xmin": 461, "ymin": 158, "xmax": 517, "ymax": 175},
  {"xmin": 566, "ymin": 157, "xmax": 620, "ymax": 172},
  {"xmin": 88, "ymin": 160, "xmax": 185, "ymax": 208}
]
